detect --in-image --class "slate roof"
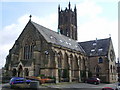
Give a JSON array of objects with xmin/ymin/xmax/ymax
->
[
  {"xmin": 79, "ymin": 38, "xmax": 111, "ymax": 56},
  {"xmin": 31, "ymin": 21, "xmax": 85, "ymax": 53}
]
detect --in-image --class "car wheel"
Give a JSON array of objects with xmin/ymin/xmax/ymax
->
[
  {"xmin": 10, "ymin": 85, "xmax": 14, "ymax": 89},
  {"xmin": 26, "ymin": 82, "xmax": 30, "ymax": 84}
]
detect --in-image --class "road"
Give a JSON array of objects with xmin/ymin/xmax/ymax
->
[
  {"xmin": 43, "ymin": 82, "xmax": 118, "ymax": 89},
  {"xmin": 0, "ymin": 82, "xmax": 119, "ymax": 90}
]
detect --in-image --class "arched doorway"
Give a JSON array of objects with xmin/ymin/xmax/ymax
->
[
  {"xmin": 12, "ymin": 68, "xmax": 17, "ymax": 76},
  {"xmin": 18, "ymin": 65, "xmax": 23, "ymax": 77},
  {"xmin": 24, "ymin": 68, "xmax": 29, "ymax": 76},
  {"xmin": 95, "ymin": 65, "xmax": 101, "ymax": 78}
]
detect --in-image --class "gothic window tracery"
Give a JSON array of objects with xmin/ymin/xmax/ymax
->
[
  {"xmin": 24, "ymin": 45, "xmax": 33, "ymax": 60},
  {"xmin": 23, "ymin": 35, "xmax": 35, "ymax": 60},
  {"xmin": 110, "ymin": 50, "xmax": 115, "ymax": 62},
  {"xmin": 95, "ymin": 65, "xmax": 101, "ymax": 73}
]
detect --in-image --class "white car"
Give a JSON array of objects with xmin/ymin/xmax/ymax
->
[{"xmin": 116, "ymin": 83, "xmax": 120, "ymax": 90}]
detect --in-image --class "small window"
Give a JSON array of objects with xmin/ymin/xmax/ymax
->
[
  {"xmin": 91, "ymin": 49, "xmax": 95, "ymax": 52},
  {"xmin": 69, "ymin": 39, "xmax": 71, "ymax": 41},
  {"xmin": 93, "ymin": 43, "xmax": 96, "ymax": 46},
  {"xmin": 98, "ymin": 48, "xmax": 103, "ymax": 51},
  {"xmin": 66, "ymin": 42, "xmax": 68, "ymax": 44},
  {"xmin": 67, "ymin": 32, "xmax": 69, "ymax": 36},
  {"xmin": 68, "ymin": 43, "xmax": 71, "ymax": 45},
  {"xmin": 90, "ymin": 53, "xmax": 92, "ymax": 56},
  {"xmin": 50, "ymin": 35, "xmax": 53, "ymax": 39},
  {"xmin": 75, "ymin": 45, "xmax": 78, "ymax": 48},
  {"xmin": 60, "ymin": 40, "xmax": 63, "ymax": 42},
  {"xmin": 98, "ymin": 57, "xmax": 103, "ymax": 63}
]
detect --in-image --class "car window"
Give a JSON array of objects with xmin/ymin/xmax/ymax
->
[
  {"xmin": 118, "ymin": 83, "xmax": 120, "ymax": 86},
  {"xmin": 10, "ymin": 78, "xmax": 15, "ymax": 82},
  {"xmin": 16, "ymin": 79, "xmax": 24, "ymax": 81},
  {"xmin": 15, "ymin": 78, "xmax": 25, "ymax": 81},
  {"xmin": 91, "ymin": 78, "xmax": 95, "ymax": 80},
  {"xmin": 90, "ymin": 78, "xmax": 93, "ymax": 79}
]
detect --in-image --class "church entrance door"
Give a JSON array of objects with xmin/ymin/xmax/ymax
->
[{"xmin": 18, "ymin": 65, "xmax": 23, "ymax": 77}]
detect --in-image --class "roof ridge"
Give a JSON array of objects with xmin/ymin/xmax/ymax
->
[{"xmin": 79, "ymin": 37, "xmax": 110, "ymax": 43}]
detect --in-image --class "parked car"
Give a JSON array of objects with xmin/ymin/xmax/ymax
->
[
  {"xmin": 85, "ymin": 77, "xmax": 100, "ymax": 85},
  {"xmin": 115, "ymin": 83, "xmax": 120, "ymax": 90},
  {"xmin": 102, "ymin": 87, "xmax": 114, "ymax": 90},
  {"xmin": 9, "ymin": 77, "xmax": 31, "ymax": 88},
  {"xmin": 118, "ymin": 77, "xmax": 120, "ymax": 82}
]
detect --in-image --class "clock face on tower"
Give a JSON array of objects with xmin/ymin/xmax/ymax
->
[{"xmin": 110, "ymin": 50, "xmax": 114, "ymax": 61}]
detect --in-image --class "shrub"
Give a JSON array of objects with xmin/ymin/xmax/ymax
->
[{"xmin": 38, "ymin": 74, "xmax": 45, "ymax": 78}]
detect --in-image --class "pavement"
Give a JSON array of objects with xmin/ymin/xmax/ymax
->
[{"xmin": 41, "ymin": 82, "xmax": 118, "ymax": 89}]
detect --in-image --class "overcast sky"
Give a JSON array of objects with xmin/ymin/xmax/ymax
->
[{"xmin": 0, "ymin": 0, "xmax": 119, "ymax": 69}]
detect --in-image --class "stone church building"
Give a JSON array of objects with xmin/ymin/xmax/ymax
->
[
  {"xmin": 79, "ymin": 38, "xmax": 117, "ymax": 83},
  {"xmin": 4, "ymin": 2, "xmax": 117, "ymax": 83}
]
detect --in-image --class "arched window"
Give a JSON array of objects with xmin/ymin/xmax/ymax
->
[
  {"xmin": 24, "ymin": 68, "xmax": 29, "ymax": 76},
  {"xmin": 58, "ymin": 53, "xmax": 62, "ymax": 68},
  {"xmin": 24, "ymin": 45, "xmax": 33, "ymax": 60},
  {"xmin": 98, "ymin": 57, "xmax": 103, "ymax": 63},
  {"xmin": 95, "ymin": 65, "xmax": 101, "ymax": 73},
  {"xmin": 65, "ymin": 16, "xmax": 68, "ymax": 23},
  {"xmin": 23, "ymin": 36, "xmax": 35, "ymax": 60},
  {"xmin": 18, "ymin": 65, "xmax": 23, "ymax": 77},
  {"xmin": 96, "ymin": 67, "xmax": 100, "ymax": 73},
  {"xmin": 110, "ymin": 65, "xmax": 112, "ymax": 73}
]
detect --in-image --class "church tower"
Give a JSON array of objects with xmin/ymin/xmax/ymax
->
[{"xmin": 58, "ymin": 2, "xmax": 77, "ymax": 40}]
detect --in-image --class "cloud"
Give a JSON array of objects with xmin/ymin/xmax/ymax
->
[
  {"xmin": 0, "ymin": 13, "xmax": 58, "ymax": 68},
  {"xmin": 78, "ymin": 17, "xmax": 118, "ymax": 56},
  {"xmin": 0, "ymin": 16, "xmax": 27, "ymax": 68},
  {"xmin": 32, "ymin": 13, "xmax": 58, "ymax": 31},
  {"xmin": 76, "ymin": 0, "xmax": 118, "ymax": 58},
  {"xmin": 77, "ymin": 0, "xmax": 103, "ymax": 18}
]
